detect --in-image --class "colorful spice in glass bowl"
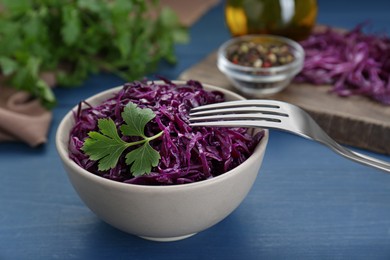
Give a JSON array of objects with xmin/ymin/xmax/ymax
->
[
  {"xmin": 217, "ymin": 35, "xmax": 304, "ymax": 96},
  {"xmin": 226, "ymin": 41, "xmax": 295, "ymax": 68}
]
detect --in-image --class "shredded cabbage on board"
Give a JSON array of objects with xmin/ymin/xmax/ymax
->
[
  {"xmin": 68, "ymin": 79, "xmax": 264, "ymax": 185},
  {"xmin": 296, "ymin": 25, "xmax": 390, "ymax": 105}
]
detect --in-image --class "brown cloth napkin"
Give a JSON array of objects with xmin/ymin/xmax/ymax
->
[
  {"xmin": 0, "ymin": 0, "xmax": 220, "ymax": 147},
  {"xmin": 0, "ymin": 75, "xmax": 53, "ymax": 147}
]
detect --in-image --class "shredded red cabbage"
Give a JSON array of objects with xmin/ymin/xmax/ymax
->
[
  {"xmin": 295, "ymin": 25, "xmax": 390, "ymax": 105},
  {"xmin": 68, "ymin": 79, "xmax": 264, "ymax": 185}
]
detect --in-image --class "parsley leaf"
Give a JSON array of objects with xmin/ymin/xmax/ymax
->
[
  {"xmin": 120, "ymin": 102, "xmax": 156, "ymax": 138},
  {"xmin": 126, "ymin": 142, "xmax": 161, "ymax": 177},
  {"xmin": 81, "ymin": 102, "xmax": 163, "ymax": 176},
  {"xmin": 81, "ymin": 118, "xmax": 129, "ymax": 171}
]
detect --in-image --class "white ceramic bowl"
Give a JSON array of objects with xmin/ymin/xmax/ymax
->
[
  {"xmin": 56, "ymin": 81, "xmax": 269, "ymax": 242},
  {"xmin": 218, "ymin": 35, "xmax": 304, "ymax": 96}
]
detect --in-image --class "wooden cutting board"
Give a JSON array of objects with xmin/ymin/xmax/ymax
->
[{"xmin": 179, "ymin": 52, "xmax": 390, "ymax": 155}]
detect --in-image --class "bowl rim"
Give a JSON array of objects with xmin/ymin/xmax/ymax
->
[
  {"xmin": 217, "ymin": 60, "xmax": 302, "ymax": 83},
  {"xmin": 56, "ymin": 81, "xmax": 269, "ymax": 192},
  {"xmin": 218, "ymin": 34, "xmax": 305, "ymax": 74}
]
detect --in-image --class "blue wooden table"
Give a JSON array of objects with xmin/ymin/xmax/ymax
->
[{"xmin": 1, "ymin": 1, "xmax": 390, "ymax": 259}]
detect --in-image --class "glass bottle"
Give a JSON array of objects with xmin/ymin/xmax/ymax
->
[{"xmin": 225, "ymin": 0, "xmax": 318, "ymax": 41}]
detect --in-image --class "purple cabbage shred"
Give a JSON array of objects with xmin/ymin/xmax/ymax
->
[
  {"xmin": 296, "ymin": 25, "xmax": 390, "ymax": 105},
  {"xmin": 68, "ymin": 79, "xmax": 264, "ymax": 185}
]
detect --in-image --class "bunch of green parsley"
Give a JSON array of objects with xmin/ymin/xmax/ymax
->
[{"xmin": 0, "ymin": 0, "xmax": 187, "ymax": 108}]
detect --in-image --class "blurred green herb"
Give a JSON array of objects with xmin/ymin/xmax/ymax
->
[{"xmin": 0, "ymin": 0, "xmax": 187, "ymax": 108}]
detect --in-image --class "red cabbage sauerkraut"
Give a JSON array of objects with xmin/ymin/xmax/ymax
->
[
  {"xmin": 68, "ymin": 80, "xmax": 264, "ymax": 185},
  {"xmin": 296, "ymin": 25, "xmax": 390, "ymax": 105}
]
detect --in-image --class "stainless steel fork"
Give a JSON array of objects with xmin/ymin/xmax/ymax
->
[{"xmin": 189, "ymin": 100, "xmax": 390, "ymax": 174}]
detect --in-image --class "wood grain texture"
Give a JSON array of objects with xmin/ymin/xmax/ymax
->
[{"xmin": 179, "ymin": 52, "xmax": 390, "ymax": 154}]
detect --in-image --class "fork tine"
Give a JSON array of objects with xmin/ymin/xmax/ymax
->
[
  {"xmin": 191, "ymin": 100, "xmax": 283, "ymax": 112},
  {"xmin": 189, "ymin": 119, "xmax": 284, "ymax": 130},
  {"xmin": 190, "ymin": 106, "xmax": 289, "ymax": 117},
  {"xmin": 190, "ymin": 113, "xmax": 284, "ymax": 122}
]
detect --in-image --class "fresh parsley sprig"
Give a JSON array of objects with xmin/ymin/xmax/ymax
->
[{"xmin": 81, "ymin": 102, "xmax": 163, "ymax": 176}]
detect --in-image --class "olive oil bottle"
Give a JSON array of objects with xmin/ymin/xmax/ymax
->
[{"xmin": 225, "ymin": 0, "xmax": 317, "ymax": 41}]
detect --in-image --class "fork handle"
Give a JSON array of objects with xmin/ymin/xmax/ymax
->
[
  {"xmin": 327, "ymin": 142, "xmax": 390, "ymax": 173},
  {"xmin": 349, "ymin": 150, "xmax": 390, "ymax": 173}
]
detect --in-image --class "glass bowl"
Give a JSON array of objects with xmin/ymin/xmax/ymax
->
[{"xmin": 217, "ymin": 34, "xmax": 305, "ymax": 96}]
